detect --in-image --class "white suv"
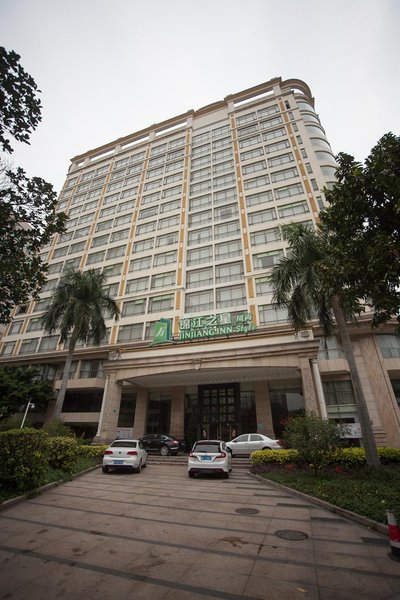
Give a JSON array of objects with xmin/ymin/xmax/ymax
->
[{"xmin": 188, "ymin": 440, "xmax": 232, "ymax": 478}]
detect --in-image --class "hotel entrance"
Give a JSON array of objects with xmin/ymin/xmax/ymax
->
[{"xmin": 199, "ymin": 383, "xmax": 240, "ymax": 440}]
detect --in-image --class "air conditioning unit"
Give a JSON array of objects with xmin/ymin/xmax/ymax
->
[{"xmin": 295, "ymin": 329, "xmax": 313, "ymax": 340}]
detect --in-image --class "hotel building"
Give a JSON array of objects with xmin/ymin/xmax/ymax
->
[{"xmin": 1, "ymin": 77, "xmax": 399, "ymax": 447}]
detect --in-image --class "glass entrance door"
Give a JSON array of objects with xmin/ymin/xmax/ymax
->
[{"xmin": 199, "ymin": 383, "xmax": 239, "ymax": 441}]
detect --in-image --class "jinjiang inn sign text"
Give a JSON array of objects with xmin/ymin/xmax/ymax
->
[{"xmin": 152, "ymin": 312, "xmax": 257, "ymax": 345}]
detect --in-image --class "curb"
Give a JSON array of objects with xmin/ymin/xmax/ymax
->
[
  {"xmin": 248, "ymin": 471, "xmax": 387, "ymax": 535},
  {"xmin": 0, "ymin": 464, "xmax": 101, "ymax": 512}
]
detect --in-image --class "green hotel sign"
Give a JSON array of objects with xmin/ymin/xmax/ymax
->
[{"xmin": 152, "ymin": 312, "xmax": 256, "ymax": 345}]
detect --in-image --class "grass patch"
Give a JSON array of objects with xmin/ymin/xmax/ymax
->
[
  {"xmin": 0, "ymin": 456, "xmax": 99, "ymax": 504},
  {"xmin": 254, "ymin": 465, "xmax": 400, "ymax": 524}
]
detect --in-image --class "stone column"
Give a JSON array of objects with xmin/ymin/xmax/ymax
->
[
  {"xmin": 254, "ymin": 381, "xmax": 275, "ymax": 437},
  {"xmin": 132, "ymin": 387, "xmax": 148, "ymax": 438},
  {"xmin": 94, "ymin": 371, "xmax": 122, "ymax": 443},
  {"xmin": 311, "ymin": 358, "xmax": 328, "ymax": 419},
  {"xmin": 299, "ymin": 356, "xmax": 319, "ymax": 413},
  {"xmin": 169, "ymin": 387, "xmax": 185, "ymax": 439}
]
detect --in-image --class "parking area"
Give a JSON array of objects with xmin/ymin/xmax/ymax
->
[{"xmin": 0, "ymin": 464, "xmax": 399, "ymax": 600}]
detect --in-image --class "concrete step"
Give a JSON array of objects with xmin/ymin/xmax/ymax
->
[{"xmin": 146, "ymin": 454, "xmax": 252, "ymax": 469}]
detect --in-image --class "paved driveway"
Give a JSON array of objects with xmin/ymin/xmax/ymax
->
[{"xmin": 0, "ymin": 464, "xmax": 399, "ymax": 600}]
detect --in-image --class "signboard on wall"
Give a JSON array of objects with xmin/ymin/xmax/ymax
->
[
  {"xmin": 179, "ymin": 312, "xmax": 256, "ymax": 341},
  {"xmin": 116, "ymin": 428, "xmax": 134, "ymax": 439},
  {"xmin": 341, "ymin": 423, "xmax": 362, "ymax": 439}
]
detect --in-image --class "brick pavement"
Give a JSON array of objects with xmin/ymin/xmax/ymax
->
[{"xmin": 0, "ymin": 464, "xmax": 399, "ymax": 599}]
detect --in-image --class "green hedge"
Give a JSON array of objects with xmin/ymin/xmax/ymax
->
[
  {"xmin": 0, "ymin": 428, "xmax": 49, "ymax": 492},
  {"xmin": 77, "ymin": 444, "xmax": 108, "ymax": 459},
  {"xmin": 251, "ymin": 447, "xmax": 400, "ymax": 467},
  {"xmin": 47, "ymin": 436, "xmax": 79, "ymax": 472}
]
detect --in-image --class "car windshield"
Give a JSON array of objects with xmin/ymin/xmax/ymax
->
[
  {"xmin": 193, "ymin": 443, "xmax": 220, "ymax": 453},
  {"xmin": 111, "ymin": 441, "xmax": 137, "ymax": 448}
]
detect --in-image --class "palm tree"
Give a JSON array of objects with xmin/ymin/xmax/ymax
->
[
  {"xmin": 41, "ymin": 269, "xmax": 120, "ymax": 417},
  {"xmin": 270, "ymin": 223, "xmax": 380, "ymax": 467}
]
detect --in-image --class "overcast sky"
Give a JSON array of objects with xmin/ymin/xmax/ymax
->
[{"xmin": 1, "ymin": 0, "xmax": 399, "ymax": 194}]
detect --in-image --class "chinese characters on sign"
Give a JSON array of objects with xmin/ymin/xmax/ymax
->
[{"xmin": 178, "ymin": 312, "xmax": 256, "ymax": 341}]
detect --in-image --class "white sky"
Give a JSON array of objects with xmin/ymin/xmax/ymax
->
[{"xmin": 1, "ymin": 0, "xmax": 399, "ymax": 194}]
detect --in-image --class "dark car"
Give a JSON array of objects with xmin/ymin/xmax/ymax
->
[{"xmin": 139, "ymin": 433, "xmax": 186, "ymax": 456}]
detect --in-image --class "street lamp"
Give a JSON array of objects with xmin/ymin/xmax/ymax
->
[{"xmin": 20, "ymin": 401, "xmax": 35, "ymax": 428}]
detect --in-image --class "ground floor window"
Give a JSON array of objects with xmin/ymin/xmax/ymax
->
[
  {"xmin": 62, "ymin": 390, "xmax": 103, "ymax": 412},
  {"xmin": 269, "ymin": 384, "xmax": 305, "ymax": 438},
  {"xmin": 118, "ymin": 392, "xmax": 136, "ymax": 427}
]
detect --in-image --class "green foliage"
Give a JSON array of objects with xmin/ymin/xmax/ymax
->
[
  {"xmin": 0, "ymin": 46, "xmax": 42, "ymax": 153},
  {"xmin": 0, "ymin": 365, "xmax": 54, "ymax": 416},
  {"xmin": 43, "ymin": 418, "xmax": 75, "ymax": 438},
  {"xmin": 0, "ymin": 414, "xmax": 30, "ymax": 431},
  {"xmin": 377, "ymin": 447, "xmax": 400, "ymax": 464},
  {"xmin": 77, "ymin": 444, "xmax": 108, "ymax": 459},
  {"xmin": 283, "ymin": 414, "xmax": 344, "ymax": 473},
  {"xmin": 320, "ymin": 133, "xmax": 400, "ymax": 330},
  {"xmin": 47, "ymin": 436, "xmax": 78, "ymax": 472},
  {"xmin": 0, "ymin": 428, "xmax": 49, "ymax": 491},
  {"xmin": 261, "ymin": 465, "xmax": 400, "ymax": 524},
  {"xmin": 251, "ymin": 449, "xmax": 299, "ymax": 465}
]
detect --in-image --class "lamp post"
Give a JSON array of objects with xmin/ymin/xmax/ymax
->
[{"xmin": 20, "ymin": 401, "xmax": 35, "ymax": 428}]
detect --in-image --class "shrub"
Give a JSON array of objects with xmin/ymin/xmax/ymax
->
[
  {"xmin": 43, "ymin": 418, "xmax": 75, "ymax": 438},
  {"xmin": 77, "ymin": 444, "xmax": 108, "ymax": 459},
  {"xmin": 0, "ymin": 415, "xmax": 32, "ymax": 432},
  {"xmin": 251, "ymin": 449, "xmax": 299, "ymax": 465},
  {"xmin": 283, "ymin": 413, "xmax": 344, "ymax": 474},
  {"xmin": 0, "ymin": 428, "xmax": 49, "ymax": 491},
  {"xmin": 378, "ymin": 447, "xmax": 400, "ymax": 464},
  {"xmin": 47, "ymin": 436, "xmax": 79, "ymax": 472}
]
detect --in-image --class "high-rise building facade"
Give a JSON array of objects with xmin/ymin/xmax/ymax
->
[{"xmin": 1, "ymin": 77, "xmax": 399, "ymax": 446}]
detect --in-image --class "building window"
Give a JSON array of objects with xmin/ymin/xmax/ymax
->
[
  {"xmin": 39, "ymin": 335, "xmax": 59, "ymax": 352},
  {"xmin": 246, "ymin": 190, "xmax": 273, "ymax": 207},
  {"xmin": 378, "ymin": 335, "xmax": 400, "ymax": 358},
  {"xmin": 126, "ymin": 277, "xmax": 149, "ymax": 294},
  {"xmin": 103, "ymin": 263, "xmax": 123, "ymax": 277},
  {"xmin": 250, "ymin": 227, "xmax": 281, "ymax": 246},
  {"xmin": 86, "ymin": 250, "xmax": 106, "ymax": 265},
  {"xmin": 106, "ymin": 246, "xmax": 126, "ymax": 260},
  {"xmin": 212, "ymin": 124, "xmax": 230, "ymax": 139},
  {"xmin": 260, "ymin": 116, "xmax": 283, "ymax": 130},
  {"xmin": 318, "ymin": 336, "xmax": 344, "ymax": 360},
  {"xmin": 240, "ymin": 147, "xmax": 264, "ymax": 162},
  {"xmin": 187, "ymin": 245, "xmax": 213, "ymax": 266},
  {"xmin": 160, "ymin": 199, "xmax": 181, "ymax": 213},
  {"xmin": 192, "ymin": 143, "xmax": 210, "ymax": 157},
  {"xmin": 162, "ymin": 185, "xmax": 182, "ymax": 199},
  {"xmin": 238, "ymin": 135, "xmax": 261, "ymax": 149},
  {"xmin": 265, "ymin": 139, "xmax": 290, "ymax": 154},
  {"xmin": 111, "ymin": 229, "xmax": 130, "ymax": 243},
  {"xmin": 156, "ymin": 232, "xmax": 178, "ymax": 247},
  {"xmin": 213, "ymin": 173, "xmax": 236, "ymax": 189},
  {"xmin": 215, "ymin": 262, "xmax": 243, "ymax": 283},
  {"xmin": 255, "ymin": 276, "xmax": 274, "ymax": 295},
  {"xmin": 216, "ymin": 284, "xmax": 246, "ymax": 308},
  {"xmin": 118, "ymin": 323, "xmax": 143, "ymax": 342},
  {"xmin": 142, "ymin": 191, "xmax": 161, "ymax": 205},
  {"xmin": 151, "ymin": 271, "xmax": 176, "ymax": 289},
  {"xmin": 186, "ymin": 267, "xmax": 213, "ymax": 289},
  {"xmin": 96, "ymin": 219, "xmax": 113, "ymax": 232},
  {"xmin": 323, "ymin": 381, "xmax": 355, "ymax": 406},
  {"xmin": 136, "ymin": 221, "xmax": 157, "ymax": 235},
  {"xmin": 215, "ymin": 239, "xmax": 242, "ymax": 261},
  {"xmin": 271, "ymin": 167, "xmax": 299, "ymax": 183},
  {"xmin": 277, "ymin": 201, "xmax": 309, "ymax": 218},
  {"xmin": 1, "ymin": 342, "xmax": 15, "ymax": 356},
  {"xmin": 8, "ymin": 320, "xmax": 23, "ymax": 334},
  {"xmin": 148, "ymin": 294, "xmax": 174, "ymax": 313},
  {"xmin": 214, "ymin": 220, "xmax": 240, "ymax": 239},
  {"xmin": 19, "ymin": 338, "xmax": 39, "ymax": 354},
  {"xmin": 185, "ymin": 289, "xmax": 214, "ymax": 312},
  {"xmin": 213, "ymin": 147, "xmax": 233, "ymax": 162},
  {"xmin": 153, "ymin": 250, "xmax": 177, "ymax": 266},
  {"xmin": 244, "ymin": 175, "xmax": 269, "ymax": 190},
  {"xmin": 139, "ymin": 206, "xmax": 159, "ymax": 220},
  {"xmin": 242, "ymin": 161, "xmax": 267, "ymax": 176},
  {"xmin": 91, "ymin": 234, "xmax": 109, "ymax": 248},
  {"xmin": 122, "ymin": 299, "xmax": 146, "ymax": 316},
  {"xmin": 214, "ymin": 204, "xmax": 238, "ymax": 221},
  {"xmin": 238, "ymin": 124, "xmax": 259, "ymax": 138},
  {"xmin": 133, "ymin": 238, "xmax": 154, "ymax": 253},
  {"xmin": 158, "ymin": 215, "xmax": 180, "ymax": 230},
  {"xmin": 188, "ymin": 227, "xmax": 212, "ymax": 246},
  {"xmin": 248, "ymin": 207, "xmax": 277, "ymax": 225},
  {"xmin": 192, "ymin": 132, "xmax": 210, "ymax": 146},
  {"xmin": 274, "ymin": 183, "xmax": 304, "ymax": 200},
  {"xmin": 236, "ymin": 112, "xmax": 256, "ymax": 125},
  {"xmin": 254, "ymin": 249, "xmax": 284, "ymax": 269},
  {"xmin": 257, "ymin": 104, "xmax": 279, "ymax": 118},
  {"xmin": 189, "ymin": 194, "xmax": 212, "ymax": 212},
  {"xmin": 74, "ymin": 226, "xmax": 91, "ymax": 238},
  {"xmin": 27, "ymin": 317, "xmax": 43, "ymax": 332},
  {"xmin": 213, "ymin": 160, "xmax": 234, "ymax": 175},
  {"xmin": 130, "ymin": 256, "xmax": 151, "ymax": 271},
  {"xmin": 259, "ymin": 304, "xmax": 288, "ymax": 325}
]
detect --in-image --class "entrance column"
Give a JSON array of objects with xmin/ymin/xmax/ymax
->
[
  {"xmin": 299, "ymin": 355, "xmax": 319, "ymax": 413},
  {"xmin": 254, "ymin": 382, "xmax": 275, "ymax": 437},
  {"xmin": 311, "ymin": 358, "xmax": 328, "ymax": 419},
  {"xmin": 93, "ymin": 371, "xmax": 122, "ymax": 443},
  {"xmin": 132, "ymin": 387, "xmax": 148, "ymax": 438},
  {"xmin": 169, "ymin": 387, "xmax": 185, "ymax": 439}
]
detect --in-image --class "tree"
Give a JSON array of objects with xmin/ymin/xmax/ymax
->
[
  {"xmin": 270, "ymin": 223, "xmax": 380, "ymax": 467},
  {"xmin": 0, "ymin": 167, "xmax": 67, "ymax": 323},
  {"xmin": 41, "ymin": 269, "xmax": 120, "ymax": 417},
  {"xmin": 0, "ymin": 46, "xmax": 42, "ymax": 154},
  {"xmin": 0, "ymin": 365, "xmax": 55, "ymax": 419},
  {"xmin": 320, "ymin": 133, "xmax": 400, "ymax": 329},
  {"xmin": 0, "ymin": 46, "xmax": 66, "ymax": 323}
]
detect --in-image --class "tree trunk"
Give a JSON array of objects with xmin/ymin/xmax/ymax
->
[
  {"xmin": 331, "ymin": 295, "xmax": 380, "ymax": 467},
  {"xmin": 54, "ymin": 331, "xmax": 77, "ymax": 418}
]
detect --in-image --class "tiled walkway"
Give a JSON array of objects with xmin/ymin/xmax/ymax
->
[{"xmin": 0, "ymin": 465, "xmax": 399, "ymax": 599}]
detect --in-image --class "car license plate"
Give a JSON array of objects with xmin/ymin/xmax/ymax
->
[
  {"xmin": 201, "ymin": 456, "xmax": 212, "ymax": 461},
  {"xmin": 114, "ymin": 460, "xmax": 124, "ymax": 465}
]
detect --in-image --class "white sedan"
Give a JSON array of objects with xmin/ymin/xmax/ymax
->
[
  {"xmin": 226, "ymin": 433, "xmax": 283, "ymax": 456},
  {"xmin": 102, "ymin": 439, "xmax": 147, "ymax": 473},
  {"xmin": 188, "ymin": 439, "xmax": 232, "ymax": 478}
]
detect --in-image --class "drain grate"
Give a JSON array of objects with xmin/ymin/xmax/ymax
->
[
  {"xmin": 275, "ymin": 529, "xmax": 309, "ymax": 541},
  {"xmin": 235, "ymin": 508, "xmax": 260, "ymax": 515}
]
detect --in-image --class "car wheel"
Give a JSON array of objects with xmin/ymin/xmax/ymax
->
[
  {"xmin": 223, "ymin": 472, "xmax": 229, "ymax": 479},
  {"xmin": 102, "ymin": 466, "xmax": 109, "ymax": 474},
  {"xmin": 262, "ymin": 446, "xmax": 271, "ymax": 451},
  {"xmin": 160, "ymin": 445, "xmax": 170, "ymax": 456},
  {"xmin": 142, "ymin": 461, "xmax": 147, "ymax": 468},
  {"xmin": 133, "ymin": 460, "xmax": 142, "ymax": 473},
  {"xmin": 188, "ymin": 471, "xmax": 195, "ymax": 478}
]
